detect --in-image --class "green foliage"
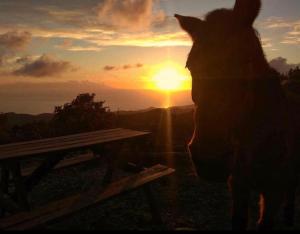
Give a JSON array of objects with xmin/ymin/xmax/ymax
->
[{"xmin": 51, "ymin": 93, "xmax": 116, "ymax": 136}]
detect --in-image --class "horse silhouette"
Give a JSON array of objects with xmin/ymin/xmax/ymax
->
[{"xmin": 175, "ymin": 0, "xmax": 299, "ymax": 230}]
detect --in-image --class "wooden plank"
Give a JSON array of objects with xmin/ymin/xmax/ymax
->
[
  {"xmin": 0, "ymin": 165, "xmax": 175, "ymax": 230},
  {"xmin": 21, "ymin": 153, "xmax": 95, "ymax": 177},
  {"xmin": 0, "ymin": 129, "xmax": 145, "ymax": 153},
  {"xmin": 0, "ymin": 129, "xmax": 123, "ymax": 149},
  {"xmin": 0, "ymin": 129, "xmax": 150, "ymax": 161},
  {"xmin": 0, "ymin": 132, "xmax": 148, "ymax": 161},
  {"xmin": 0, "ymin": 129, "xmax": 148, "ymax": 154}
]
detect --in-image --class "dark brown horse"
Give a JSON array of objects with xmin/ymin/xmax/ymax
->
[{"xmin": 175, "ymin": 0, "xmax": 299, "ymax": 230}]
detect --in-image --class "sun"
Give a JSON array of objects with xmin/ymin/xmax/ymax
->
[{"xmin": 149, "ymin": 62, "xmax": 190, "ymax": 92}]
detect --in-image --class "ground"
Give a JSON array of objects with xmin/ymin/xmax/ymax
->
[{"xmin": 27, "ymin": 151, "xmax": 300, "ymax": 231}]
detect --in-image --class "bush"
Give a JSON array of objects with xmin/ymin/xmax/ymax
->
[
  {"xmin": 0, "ymin": 113, "xmax": 11, "ymax": 144},
  {"xmin": 289, "ymin": 67, "xmax": 300, "ymax": 82},
  {"xmin": 51, "ymin": 93, "xmax": 116, "ymax": 136}
]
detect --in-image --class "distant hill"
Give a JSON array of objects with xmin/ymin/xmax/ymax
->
[
  {"xmin": 0, "ymin": 81, "xmax": 192, "ymax": 114},
  {"xmin": 1, "ymin": 105, "xmax": 195, "ymax": 153},
  {"xmin": 2, "ymin": 113, "xmax": 53, "ymax": 128},
  {"xmin": 1, "ymin": 105, "xmax": 195, "ymax": 128}
]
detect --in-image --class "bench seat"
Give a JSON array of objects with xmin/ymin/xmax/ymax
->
[
  {"xmin": 0, "ymin": 164, "xmax": 175, "ymax": 230},
  {"xmin": 21, "ymin": 153, "xmax": 95, "ymax": 177}
]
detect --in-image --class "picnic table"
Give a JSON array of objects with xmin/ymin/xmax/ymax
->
[{"xmin": 0, "ymin": 128, "xmax": 175, "ymax": 230}]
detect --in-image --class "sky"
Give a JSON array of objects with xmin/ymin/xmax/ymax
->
[{"xmin": 0, "ymin": 0, "xmax": 300, "ymax": 114}]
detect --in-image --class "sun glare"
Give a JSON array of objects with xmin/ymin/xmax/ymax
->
[{"xmin": 150, "ymin": 62, "xmax": 190, "ymax": 92}]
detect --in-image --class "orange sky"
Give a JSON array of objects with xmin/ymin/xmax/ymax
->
[{"xmin": 0, "ymin": 0, "xmax": 299, "ymax": 113}]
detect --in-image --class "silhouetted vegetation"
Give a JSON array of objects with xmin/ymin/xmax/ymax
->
[
  {"xmin": 0, "ymin": 93, "xmax": 116, "ymax": 143},
  {"xmin": 12, "ymin": 120, "xmax": 50, "ymax": 142},
  {"xmin": 0, "ymin": 113, "xmax": 10, "ymax": 144},
  {"xmin": 289, "ymin": 67, "xmax": 300, "ymax": 82},
  {"xmin": 52, "ymin": 93, "xmax": 116, "ymax": 136}
]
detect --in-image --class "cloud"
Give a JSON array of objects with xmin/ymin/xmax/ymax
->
[
  {"xmin": 15, "ymin": 56, "xmax": 34, "ymax": 65},
  {"xmin": 55, "ymin": 39, "xmax": 103, "ymax": 52},
  {"xmin": 262, "ymin": 17, "xmax": 300, "ymax": 45},
  {"xmin": 261, "ymin": 37, "xmax": 274, "ymax": 49},
  {"xmin": 13, "ymin": 54, "xmax": 75, "ymax": 78},
  {"xmin": 59, "ymin": 39, "xmax": 73, "ymax": 48},
  {"xmin": 97, "ymin": 0, "xmax": 165, "ymax": 31},
  {"xmin": 262, "ymin": 17, "xmax": 293, "ymax": 29},
  {"xmin": 282, "ymin": 23, "xmax": 300, "ymax": 45},
  {"xmin": 269, "ymin": 57, "xmax": 300, "ymax": 74},
  {"xmin": 104, "ymin": 65, "xmax": 116, "ymax": 71},
  {"xmin": 64, "ymin": 46, "xmax": 103, "ymax": 52},
  {"xmin": 0, "ymin": 2, "xmax": 187, "ymax": 48},
  {"xmin": 0, "ymin": 31, "xmax": 31, "ymax": 66},
  {"xmin": 55, "ymin": 41, "xmax": 104, "ymax": 52},
  {"xmin": 123, "ymin": 64, "xmax": 131, "ymax": 70},
  {"xmin": 0, "ymin": 31, "xmax": 31, "ymax": 50},
  {"xmin": 0, "ymin": 1, "xmax": 189, "ymax": 50},
  {"xmin": 103, "ymin": 63, "xmax": 144, "ymax": 71}
]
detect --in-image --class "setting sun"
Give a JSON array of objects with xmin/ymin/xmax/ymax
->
[{"xmin": 149, "ymin": 62, "xmax": 191, "ymax": 91}]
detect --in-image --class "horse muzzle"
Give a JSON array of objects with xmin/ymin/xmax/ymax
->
[{"xmin": 188, "ymin": 139, "xmax": 233, "ymax": 183}]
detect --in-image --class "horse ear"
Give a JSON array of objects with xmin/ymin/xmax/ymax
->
[
  {"xmin": 175, "ymin": 14, "xmax": 203, "ymax": 40},
  {"xmin": 233, "ymin": 0, "xmax": 261, "ymax": 26}
]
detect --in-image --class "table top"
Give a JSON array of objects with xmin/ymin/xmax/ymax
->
[{"xmin": 0, "ymin": 128, "xmax": 151, "ymax": 161}]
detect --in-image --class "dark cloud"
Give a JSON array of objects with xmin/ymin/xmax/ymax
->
[
  {"xmin": 0, "ymin": 31, "xmax": 32, "ymax": 67},
  {"xmin": 104, "ymin": 63, "xmax": 144, "ymax": 71},
  {"xmin": 103, "ymin": 65, "xmax": 116, "ymax": 71},
  {"xmin": 0, "ymin": 31, "xmax": 31, "ymax": 50},
  {"xmin": 269, "ymin": 57, "xmax": 300, "ymax": 74},
  {"xmin": 123, "ymin": 64, "xmax": 131, "ymax": 70},
  {"xmin": 13, "ymin": 54, "xmax": 75, "ymax": 78}
]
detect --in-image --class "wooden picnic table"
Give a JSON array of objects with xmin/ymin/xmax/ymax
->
[
  {"xmin": 0, "ymin": 128, "xmax": 176, "ymax": 230},
  {"xmin": 0, "ymin": 128, "xmax": 150, "ymax": 161},
  {"xmin": 0, "ymin": 128, "xmax": 152, "ymax": 215}
]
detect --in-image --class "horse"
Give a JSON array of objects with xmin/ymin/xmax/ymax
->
[{"xmin": 175, "ymin": 0, "xmax": 299, "ymax": 230}]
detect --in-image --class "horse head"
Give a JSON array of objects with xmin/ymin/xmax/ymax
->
[{"xmin": 175, "ymin": 0, "xmax": 284, "ymax": 182}]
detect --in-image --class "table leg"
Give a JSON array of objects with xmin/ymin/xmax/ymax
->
[
  {"xmin": 143, "ymin": 184, "xmax": 163, "ymax": 225},
  {"xmin": 11, "ymin": 162, "xmax": 30, "ymax": 211},
  {"xmin": 102, "ymin": 143, "xmax": 123, "ymax": 186},
  {"xmin": 102, "ymin": 155, "xmax": 115, "ymax": 186},
  {"xmin": 0, "ymin": 164, "xmax": 9, "ymax": 216},
  {"xmin": 0, "ymin": 164, "xmax": 23, "ymax": 215},
  {"xmin": 93, "ymin": 143, "xmax": 122, "ymax": 186},
  {"xmin": 0, "ymin": 186, "xmax": 4, "ymax": 217},
  {"xmin": 25, "ymin": 152, "xmax": 65, "ymax": 192},
  {"xmin": 1, "ymin": 164, "xmax": 9, "ymax": 190},
  {"xmin": 0, "ymin": 189, "xmax": 21, "ymax": 216}
]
